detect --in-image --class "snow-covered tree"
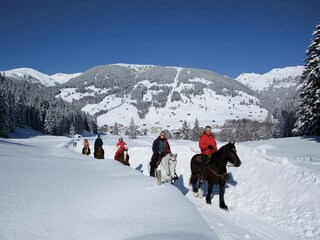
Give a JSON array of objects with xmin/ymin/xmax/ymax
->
[
  {"xmin": 294, "ymin": 23, "xmax": 320, "ymax": 136},
  {"xmin": 113, "ymin": 122, "xmax": 119, "ymax": 135},
  {"xmin": 69, "ymin": 123, "xmax": 76, "ymax": 136},
  {"xmin": 190, "ymin": 118, "xmax": 203, "ymax": 141},
  {"xmin": 127, "ymin": 118, "xmax": 137, "ymax": 139},
  {"xmin": 180, "ymin": 120, "xmax": 190, "ymax": 140}
]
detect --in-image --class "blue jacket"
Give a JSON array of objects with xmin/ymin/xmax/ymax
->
[{"xmin": 152, "ymin": 137, "xmax": 171, "ymax": 156}]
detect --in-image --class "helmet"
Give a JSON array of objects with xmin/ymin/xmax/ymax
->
[{"xmin": 119, "ymin": 137, "xmax": 123, "ymax": 141}]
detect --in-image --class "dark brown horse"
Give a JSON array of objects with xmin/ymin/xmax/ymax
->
[
  {"xmin": 190, "ymin": 142, "xmax": 241, "ymax": 210},
  {"xmin": 116, "ymin": 149, "xmax": 130, "ymax": 166},
  {"xmin": 94, "ymin": 146, "xmax": 104, "ymax": 159}
]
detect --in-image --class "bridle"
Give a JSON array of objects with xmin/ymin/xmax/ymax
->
[{"xmin": 207, "ymin": 145, "xmax": 239, "ymax": 177}]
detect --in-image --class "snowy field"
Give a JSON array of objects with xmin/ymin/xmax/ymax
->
[{"xmin": 1, "ymin": 129, "xmax": 319, "ymax": 239}]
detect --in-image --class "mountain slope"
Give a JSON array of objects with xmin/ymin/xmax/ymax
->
[
  {"xmin": 58, "ymin": 64, "xmax": 268, "ymax": 128},
  {"xmin": 236, "ymin": 66, "xmax": 304, "ymax": 91},
  {"xmin": 1, "ymin": 68, "xmax": 81, "ymax": 86}
]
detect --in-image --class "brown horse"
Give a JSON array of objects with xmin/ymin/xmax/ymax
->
[
  {"xmin": 190, "ymin": 142, "xmax": 241, "ymax": 210},
  {"xmin": 116, "ymin": 149, "xmax": 130, "ymax": 166},
  {"xmin": 82, "ymin": 146, "xmax": 91, "ymax": 155},
  {"xmin": 94, "ymin": 146, "xmax": 104, "ymax": 159}
]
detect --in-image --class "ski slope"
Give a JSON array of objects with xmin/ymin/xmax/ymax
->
[{"xmin": 1, "ymin": 129, "xmax": 319, "ymax": 239}]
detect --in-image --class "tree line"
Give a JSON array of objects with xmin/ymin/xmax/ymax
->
[{"xmin": 0, "ymin": 74, "xmax": 98, "ymax": 137}]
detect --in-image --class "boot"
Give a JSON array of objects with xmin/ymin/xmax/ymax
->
[{"xmin": 150, "ymin": 165, "xmax": 156, "ymax": 177}]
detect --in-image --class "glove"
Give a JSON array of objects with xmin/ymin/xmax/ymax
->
[{"xmin": 208, "ymin": 145, "xmax": 214, "ymax": 150}]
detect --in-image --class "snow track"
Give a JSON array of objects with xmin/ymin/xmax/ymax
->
[
  {"xmin": 89, "ymin": 134, "xmax": 319, "ymax": 240},
  {"xmin": 1, "ymin": 131, "xmax": 319, "ymax": 239}
]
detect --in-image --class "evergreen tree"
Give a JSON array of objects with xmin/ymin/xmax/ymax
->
[
  {"xmin": 69, "ymin": 123, "xmax": 76, "ymax": 136},
  {"xmin": 180, "ymin": 120, "xmax": 190, "ymax": 140},
  {"xmin": 113, "ymin": 122, "xmax": 119, "ymax": 135},
  {"xmin": 128, "ymin": 118, "xmax": 137, "ymax": 139},
  {"xmin": 294, "ymin": 23, "xmax": 320, "ymax": 136},
  {"xmin": 191, "ymin": 118, "xmax": 203, "ymax": 141},
  {"xmin": 0, "ymin": 91, "xmax": 10, "ymax": 137}
]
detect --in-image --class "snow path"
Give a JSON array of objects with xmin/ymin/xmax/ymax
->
[
  {"xmin": 0, "ymin": 133, "xmax": 219, "ymax": 240},
  {"xmin": 80, "ymin": 134, "xmax": 319, "ymax": 240},
  {"xmin": 173, "ymin": 68, "xmax": 182, "ymax": 90},
  {"xmin": 1, "ymin": 132, "xmax": 319, "ymax": 239}
]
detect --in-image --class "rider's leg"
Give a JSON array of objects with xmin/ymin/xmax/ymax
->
[{"xmin": 149, "ymin": 154, "xmax": 159, "ymax": 177}]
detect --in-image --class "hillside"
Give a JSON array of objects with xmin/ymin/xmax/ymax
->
[
  {"xmin": 57, "ymin": 64, "xmax": 268, "ymax": 129},
  {"xmin": 236, "ymin": 66, "xmax": 304, "ymax": 91},
  {"xmin": 236, "ymin": 66, "xmax": 304, "ymax": 112}
]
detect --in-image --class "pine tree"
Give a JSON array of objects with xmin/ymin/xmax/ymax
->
[
  {"xmin": 69, "ymin": 123, "xmax": 76, "ymax": 137},
  {"xmin": 113, "ymin": 122, "xmax": 119, "ymax": 135},
  {"xmin": 294, "ymin": 23, "xmax": 320, "ymax": 136},
  {"xmin": 191, "ymin": 118, "xmax": 203, "ymax": 141},
  {"xmin": 128, "ymin": 118, "xmax": 137, "ymax": 139},
  {"xmin": 180, "ymin": 120, "xmax": 190, "ymax": 140},
  {"xmin": 0, "ymin": 91, "xmax": 10, "ymax": 137}
]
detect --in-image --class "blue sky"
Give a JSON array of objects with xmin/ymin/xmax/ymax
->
[{"xmin": 0, "ymin": 0, "xmax": 319, "ymax": 77}]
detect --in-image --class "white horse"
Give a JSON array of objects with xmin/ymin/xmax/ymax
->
[{"xmin": 155, "ymin": 153, "xmax": 178, "ymax": 184}]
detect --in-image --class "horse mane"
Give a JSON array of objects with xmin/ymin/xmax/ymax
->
[{"xmin": 208, "ymin": 143, "xmax": 233, "ymax": 164}]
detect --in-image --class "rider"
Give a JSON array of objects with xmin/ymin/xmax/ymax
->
[
  {"xmin": 82, "ymin": 139, "xmax": 91, "ymax": 155},
  {"xmin": 149, "ymin": 131, "xmax": 171, "ymax": 177},
  {"xmin": 94, "ymin": 134, "xmax": 103, "ymax": 155},
  {"xmin": 199, "ymin": 126, "xmax": 218, "ymax": 182},
  {"xmin": 114, "ymin": 137, "xmax": 128, "ymax": 160}
]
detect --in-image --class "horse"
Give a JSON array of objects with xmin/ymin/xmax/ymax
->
[
  {"xmin": 94, "ymin": 146, "xmax": 104, "ymax": 159},
  {"xmin": 189, "ymin": 142, "xmax": 241, "ymax": 210},
  {"xmin": 116, "ymin": 148, "xmax": 130, "ymax": 166},
  {"xmin": 155, "ymin": 153, "xmax": 178, "ymax": 184},
  {"xmin": 82, "ymin": 146, "xmax": 91, "ymax": 155}
]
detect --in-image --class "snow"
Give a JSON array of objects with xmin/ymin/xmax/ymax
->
[
  {"xmin": 1, "ymin": 129, "xmax": 319, "ymax": 239},
  {"xmin": 49, "ymin": 72, "xmax": 82, "ymax": 84},
  {"xmin": 1, "ymin": 68, "xmax": 82, "ymax": 86},
  {"xmin": 236, "ymin": 66, "xmax": 304, "ymax": 91},
  {"xmin": 0, "ymin": 130, "xmax": 218, "ymax": 240}
]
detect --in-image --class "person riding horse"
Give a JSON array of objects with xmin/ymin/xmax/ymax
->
[
  {"xmin": 149, "ymin": 131, "xmax": 171, "ymax": 177},
  {"xmin": 199, "ymin": 126, "xmax": 218, "ymax": 182},
  {"xmin": 82, "ymin": 139, "xmax": 91, "ymax": 155},
  {"xmin": 114, "ymin": 137, "xmax": 128, "ymax": 160},
  {"xmin": 94, "ymin": 134, "xmax": 104, "ymax": 158}
]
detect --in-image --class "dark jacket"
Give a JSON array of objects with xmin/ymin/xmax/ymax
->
[
  {"xmin": 94, "ymin": 137, "xmax": 103, "ymax": 150},
  {"xmin": 152, "ymin": 137, "xmax": 171, "ymax": 156}
]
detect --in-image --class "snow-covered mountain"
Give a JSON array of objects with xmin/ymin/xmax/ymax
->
[
  {"xmin": 236, "ymin": 66, "xmax": 304, "ymax": 91},
  {"xmin": 57, "ymin": 64, "xmax": 268, "ymax": 128},
  {"xmin": 1, "ymin": 68, "xmax": 81, "ymax": 87}
]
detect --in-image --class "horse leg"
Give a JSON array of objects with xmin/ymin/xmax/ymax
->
[
  {"xmin": 219, "ymin": 181, "xmax": 228, "ymax": 210},
  {"xmin": 206, "ymin": 180, "xmax": 213, "ymax": 204}
]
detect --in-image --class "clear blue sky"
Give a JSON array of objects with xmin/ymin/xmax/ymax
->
[{"xmin": 0, "ymin": 0, "xmax": 319, "ymax": 78}]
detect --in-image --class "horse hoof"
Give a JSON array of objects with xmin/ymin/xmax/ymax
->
[
  {"xmin": 220, "ymin": 204, "xmax": 228, "ymax": 211},
  {"xmin": 193, "ymin": 191, "xmax": 199, "ymax": 198},
  {"xmin": 206, "ymin": 200, "xmax": 212, "ymax": 205}
]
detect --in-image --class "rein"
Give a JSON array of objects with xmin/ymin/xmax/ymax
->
[{"xmin": 208, "ymin": 165, "xmax": 227, "ymax": 178}]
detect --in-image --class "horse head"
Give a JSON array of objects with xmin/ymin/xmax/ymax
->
[
  {"xmin": 168, "ymin": 153, "xmax": 177, "ymax": 178},
  {"xmin": 225, "ymin": 142, "xmax": 241, "ymax": 167}
]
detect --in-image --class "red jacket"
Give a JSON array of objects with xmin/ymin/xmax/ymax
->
[
  {"xmin": 116, "ymin": 141, "xmax": 127, "ymax": 153},
  {"xmin": 199, "ymin": 133, "xmax": 218, "ymax": 155}
]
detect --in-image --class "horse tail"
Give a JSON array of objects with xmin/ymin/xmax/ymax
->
[{"xmin": 189, "ymin": 154, "xmax": 200, "ymax": 187}]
